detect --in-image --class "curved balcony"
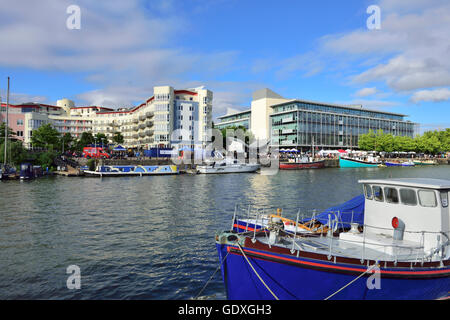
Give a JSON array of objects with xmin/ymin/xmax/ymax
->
[
  {"xmin": 139, "ymin": 115, "xmax": 146, "ymax": 121},
  {"xmin": 132, "ymin": 134, "xmax": 138, "ymax": 139},
  {"xmin": 132, "ymin": 118, "xmax": 139, "ymax": 124},
  {"xmin": 139, "ymin": 132, "xmax": 145, "ymax": 137},
  {"xmin": 145, "ymin": 121, "xmax": 153, "ymax": 127},
  {"xmin": 146, "ymin": 111, "xmax": 154, "ymax": 118},
  {"xmin": 145, "ymin": 130, "xmax": 154, "ymax": 136}
]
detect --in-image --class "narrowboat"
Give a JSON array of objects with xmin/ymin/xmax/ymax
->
[
  {"xmin": 216, "ymin": 178, "xmax": 450, "ymax": 300},
  {"xmin": 83, "ymin": 165, "xmax": 179, "ymax": 177}
]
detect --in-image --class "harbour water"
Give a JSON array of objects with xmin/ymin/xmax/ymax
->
[{"xmin": 0, "ymin": 165, "xmax": 449, "ymax": 299}]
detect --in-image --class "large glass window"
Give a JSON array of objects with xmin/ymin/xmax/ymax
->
[
  {"xmin": 373, "ymin": 186, "xmax": 384, "ymax": 202},
  {"xmin": 384, "ymin": 187, "xmax": 399, "ymax": 203},
  {"xmin": 418, "ymin": 190, "xmax": 437, "ymax": 207},
  {"xmin": 364, "ymin": 184, "xmax": 373, "ymax": 199},
  {"xmin": 400, "ymin": 188, "xmax": 417, "ymax": 206}
]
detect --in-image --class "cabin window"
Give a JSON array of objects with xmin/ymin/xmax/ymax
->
[
  {"xmin": 373, "ymin": 186, "xmax": 384, "ymax": 202},
  {"xmin": 400, "ymin": 188, "xmax": 417, "ymax": 206},
  {"xmin": 440, "ymin": 191, "xmax": 448, "ymax": 208},
  {"xmin": 418, "ymin": 190, "xmax": 437, "ymax": 208},
  {"xmin": 364, "ymin": 184, "xmax": 373, "ymax": 200},
  {"xmin": 384, "ymin": 187, "xmax": 399, "ymax": 204}
]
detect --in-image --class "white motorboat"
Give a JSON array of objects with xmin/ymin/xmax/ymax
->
[{"xmin": 197, "ymin": 158, "xmax": 260, "ymax": 174}]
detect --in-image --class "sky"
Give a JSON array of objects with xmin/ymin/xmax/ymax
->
[{"xmin": 0, "ymin": 0, "xmax": 449, "ymax": 132}]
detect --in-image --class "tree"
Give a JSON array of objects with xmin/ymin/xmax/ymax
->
[
  {"xmin": 112, "ymin": 132, "xmax": 124, "ymax": 144},
  {"xmin": 74, "ymin": 132, "xmax": 94, "ymax": 152},
  {"xmin": 0, "ymin": 140, "xmax": 28, "ymax": 165},
  {"xmin": 31, "ymin": 123, "xmax": 60, "ymax": 149},
  {"xmin": 61, "ymin": 132, "xmax": 74, "ymax": 152},
  {"xmin": 358, "ymin": 130, "xmax": 376, "ymax": 151},
  {"xmin": 0, "ymin": 122, "xmax": 17, "ymax": 141},
  {"xmin": 94, "ymin": 133, "xmax": 108, "ymax": 146}
]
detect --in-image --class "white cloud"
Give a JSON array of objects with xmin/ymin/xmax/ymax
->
[
  {"xmin": 355, "ymin": 87, "xmax": 378, "ymax": 97},
  {"xmin": 0, "ymin": 0, "xmax": 241, "ymax": 109},
  {"xmin": 410, "ymin": 88, "xmax": 450, "ymax": 103}
]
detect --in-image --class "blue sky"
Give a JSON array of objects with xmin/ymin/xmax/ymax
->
[{"xmin": 0, "ymin": 0, "xmax": 449, "ymax": 132}]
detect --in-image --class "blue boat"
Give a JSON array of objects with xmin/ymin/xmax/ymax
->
[
  {"xmin": 19, "ymin": 163, "xmax": 43, "ymax": 180},
  {"xmin": 216, "ymin": 178, "xmax": 450, "ymax": 300},
  {"xmin": 385, "ymin": 161, "xmax": 415, "ymax": 167},
  {"xmin": 339, "ymin": 156, "xmax": 379, "ymax": 168}
]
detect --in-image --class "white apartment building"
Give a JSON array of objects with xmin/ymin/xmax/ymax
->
[{"xmin": 1, "ymin": 86, "xmax": 213, "ymax": 150}]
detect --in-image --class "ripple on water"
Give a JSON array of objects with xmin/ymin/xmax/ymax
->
[{"xmin": 0, "ymin": 166, "xmax": 449, "ymax": 299}]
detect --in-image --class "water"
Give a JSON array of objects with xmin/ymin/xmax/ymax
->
[{"xmin": 0, "ymin": 166, "xmax": 449, "ymax": 299}]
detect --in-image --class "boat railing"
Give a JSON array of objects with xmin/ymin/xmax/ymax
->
[{"xmin": 231, "ymin": 204, "xmax": 449, "ymax": 264}]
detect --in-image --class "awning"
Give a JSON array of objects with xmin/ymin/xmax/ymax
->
[{"xmin": 113, "ymin": 145, "xmax": 126, "ymax": 151}]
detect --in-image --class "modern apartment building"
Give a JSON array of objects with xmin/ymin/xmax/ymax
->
[
  {"xmin": 1, "ymin": 85, "xmax": 213, "ymax": 150},
  {"xmin": 215, "ymin": 88, "xmax": 419, "ymax": 150}
]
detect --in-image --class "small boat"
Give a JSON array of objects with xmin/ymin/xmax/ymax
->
[
  {"xmin": 0, "ymin": 164, "xmax": 17, "ymax": 180},
  {"xmin": 413, "ymin": 160, "xmax": 438, "ymax": 166},
  {"xmin": 196, "ymin": 158, "xmax": 260, "ymax": 174},
  {"xmin": 216, "ymin": 178, "xmax": 450, "ymax": 300},
  {"xmin": 339, "ymin": 156, "xmax": 380, "ymax": 168},
  {"xmin": 384, "ymin": 160, "xmax": 415, "ymax": 167},
  {"xmin": 83, "ymin": 165, "xmax": 179, "ymax": 177},
  {"xmin": 279, "ymin": 158, "xmax": 325, "ymax": 170},
  {"xmin": 19, "ymin": 163, "xmax": 43, "ymax": 180}
]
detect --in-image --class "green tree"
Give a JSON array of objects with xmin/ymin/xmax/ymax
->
[
  {"xmin": 94, "ymin": 133, "xmax": 108, "ymax": 146},
  {"xmin": 60, "ymin": 132, "xmax": 74, "ymax": 152},
  {"xmin": 31, "ymin": 123, "xmax": 60, "ymax": 149},
  {"xmin": 0, "ymin": 122, "xmax": 17, "ymax": 141},
  {"xmin": 112, "ymin": 132, "xmax": 124, "ymax": 144},
  {"xmin": 74, "ymin": 132, "xmax": 94, "ymax": 152},
  {"xmin": 0, "ymin": 140, "xmax": 28, "ymax": 166},
  {"xmin": 358, "ymin": 130, "xmax": 376, "ymax": 151}
]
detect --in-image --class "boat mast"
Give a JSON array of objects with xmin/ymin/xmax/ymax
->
[{"xmin": 3, "ymin": 76, "xmax": 9, "ymax": 166}]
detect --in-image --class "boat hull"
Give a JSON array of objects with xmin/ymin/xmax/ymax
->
[
  {"xmin": 216, "ymin": 241, "xmax": 450, "ymax": 300},
  {"xmin": 279, "ymin": 160, "xmax": 325, "ymax": 170},
  {"xmin": 339, "ymin": 157, "xmax": 378, "ymax": 168},
  {"xmin": 197, "ymin": 164, "xmax": 260, "ymax": 174}
]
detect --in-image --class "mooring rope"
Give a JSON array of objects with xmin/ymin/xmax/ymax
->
[
  {"xmin": 237, "ymin": 243, "xmax": 280, "ymax": 300},
  {"xmin": 324, "ymin": 263, "xmax": 380, "ymax": 300},
  {"xmin": 194, "ymin": 247, "xmax": 231, "ymax": 300}
]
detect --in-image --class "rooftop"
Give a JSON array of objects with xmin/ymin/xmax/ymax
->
[
  {"xmin": 271, "ymin": 98, "xmax": 408, "ymax": 117},
  {"xmin": 358, "ymin": 178, "xmax": 450, "ymax": 189}
]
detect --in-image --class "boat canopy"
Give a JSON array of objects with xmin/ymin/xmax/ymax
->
[{"xmin": 304, "ymin": 194, "xmax": 365, "ymax": 228}]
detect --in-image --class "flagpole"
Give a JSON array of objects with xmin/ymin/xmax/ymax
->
[{"xmin": 3, "ymin": 76, "xmax": 9, "ymax": 166}]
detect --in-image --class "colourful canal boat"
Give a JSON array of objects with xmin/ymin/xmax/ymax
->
[{"xmin": 83, "ymin": 165, "xmax": 179, "ymax": 177}]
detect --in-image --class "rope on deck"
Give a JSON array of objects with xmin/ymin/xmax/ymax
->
[{"xmin": 237, "ymin": 243, "xmax": 280, "ymax": 300}]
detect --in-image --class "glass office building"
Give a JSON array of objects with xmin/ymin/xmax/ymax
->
[
  {"xmin": 270, "ymin": 100, "xmax": 418, "ymax": 150},
  {"xmin": 215, "ymin": 109, "xmax": 251, "ymax": 130}
]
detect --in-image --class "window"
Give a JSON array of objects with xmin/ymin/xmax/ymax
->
[
  {"xmin": 373, "ymin": 186, "xmax": 384, "ymax": 202},
  {"xmin": 400, "ymin": 188, "xmax": 417, "ymax": 206},
  {"xmin": 364, "ymin": 184, "xmax": 373, "ymax": 199},
  {"xmin": 440, "ymin": 191, "xmax": 448, "ymax": 208},
  {"xmin": 384, "ymin": 187, "xmax": 399, "ymax": 204},
  {"xmin": 17, "ymin": 119, "xmax": 23, "ymax": 126},
  {"xmin": 418, "ymin": 190, "xmax": 437, "ymax": 207}
]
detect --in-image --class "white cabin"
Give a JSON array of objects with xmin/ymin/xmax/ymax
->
[{"xmin": 340, "ymin": 178, "xmax": 450, "ymax": 260}]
